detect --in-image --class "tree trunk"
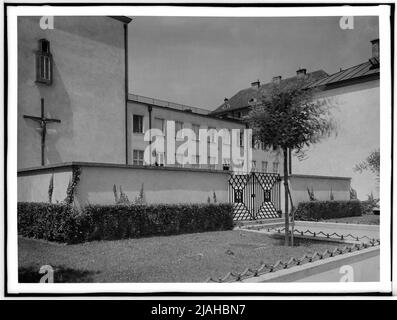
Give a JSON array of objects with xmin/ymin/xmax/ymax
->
[{"xmin": 283, "ymin": 147, "xmax": 290, "ymax": 246}]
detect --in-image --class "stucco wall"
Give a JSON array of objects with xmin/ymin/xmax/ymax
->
[
  {"xmin": 18, "ymin": 167, "xmax": 73, "ymax": 203},
  {"xmin": 18, "ymin": 16, "xmax": 126, "ymax": 169},
  {"xmin": 18, "ymin": 164, "xmax": 351, "ymax": 211},
  {"xmin": 281, "ymin": 174, "xmax": 351, "ymax": 206},
  {"xmin": 292, "ymin": 80, "xmax": 380, "ymax": 200},
  {"xmin": 75, "ymin": 164, "xmax": 230, "ymax": 206}
]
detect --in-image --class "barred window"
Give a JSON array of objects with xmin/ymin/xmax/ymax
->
[
  {"xmin": 273, "ymin": 162, "xmax": 279, "ymax": 173},
  {"xmin": 36, "ymin": 39, "xmax": 52, "ymax": 85}
]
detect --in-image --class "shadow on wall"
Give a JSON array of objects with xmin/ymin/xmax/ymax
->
[
  {"xmin": 76, "ymin": 167, "xmax": 229, "ymax": 206},
  {"xmin": 38, "ymin": 62, "xmax": 73, "ymax": 165}
]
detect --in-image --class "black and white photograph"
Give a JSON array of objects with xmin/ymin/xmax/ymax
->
[{"xmin": 2, "ymin": 1, "xmax": 394, "ymax": 298}]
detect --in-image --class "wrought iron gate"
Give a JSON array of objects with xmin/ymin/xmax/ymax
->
[{"xmin": 228, "ymin": 172, "xmax": 282, "ymax": 220}]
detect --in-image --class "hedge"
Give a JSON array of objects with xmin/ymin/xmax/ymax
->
[
  {"xmin": 17, "ymin": 202, "xmax": 90, "ymax": 243},
  {"xmin": 17, "ymin": 202, "xmax": 234, "ymax": 243},
  {"xmin": 295, "ymin": 200, "xmax": 363, "ymax": 221}
]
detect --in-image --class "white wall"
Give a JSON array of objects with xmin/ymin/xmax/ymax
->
[
  {"xmin": 292, "ymin": 80, "xmax": 380, "ymax": 200},
  {"xmin": 18, "ymin": 17, "xmax": 126, "ymax": 169},
  {"xmin": 281, "ymin": 174, "xmax": 351, "ymax": 206},
  {"xmin": 18, "ymin": 167, "xmax": 73, "ymax": 203},
  {"xmin": 75, "ymin": 165, "xmax": 230, "ymax": 206}
]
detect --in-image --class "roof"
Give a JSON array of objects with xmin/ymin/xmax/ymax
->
[
  {"xmin": 211, "ymin": 59, "xmax": 380, "ymax": 116},
  {"xmin": 128, "ymin": 93, "xmax": 244, "ymax": 124},
  {"xmin": 128, "ymin": 93, "xmax": 210, "ymax": 115},
  {"xmin": 307, "ymin": 59, "xmax": 379, "ymax": 88},
  {"xmin": 211, "ymin": 70, "xmax": 328, "ymax": 115}
]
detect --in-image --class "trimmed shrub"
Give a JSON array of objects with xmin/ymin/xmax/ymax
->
[
  {"xmin": 17, "ymin": 202, "xmax": 91, "ymax": 244},
  {"xmin": 85, "ymin": 203, "xmax": 234, "ymax": 241},
  {"xmin": 295, "ymin": 200, "xmax": 363, "ymax": 221},
  {"xmin": 17, "ymin": 202, "xmax": 234, "ymax": 243}
]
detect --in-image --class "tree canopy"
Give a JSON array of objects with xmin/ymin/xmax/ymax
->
[{"xmin": 247, "ymin": 79, "xmax": 337, "ymax": 158}]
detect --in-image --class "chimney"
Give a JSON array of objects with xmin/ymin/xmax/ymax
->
[
  {"xmin": 251, "ymin": 80, "xmax": 260, "ymax": 89},
  {"xmin": 371, "ymin": 39, "xmax": 379, "ymax": 58},
  {"xmin": 272, "ymin": 76, "xmax": 282, "ymax": 84},
  {"xmin": 296, "ymin": 68, "xmax": 307, "ymax": 79}
]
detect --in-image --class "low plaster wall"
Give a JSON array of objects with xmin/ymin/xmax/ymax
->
[
  {"xmin": 17, "ymin": 163, "xmax": 352, "ymax": 209},
  {"xmin": 17, "ymin": 166, "xmax": 73, "ymax": 203},
  {"xmin": 243, "ymin": 246, "xmax": 379, "ymax": 282},
  {"xmin": 281, "ymin": 174, "xmax": 351, "ymax": 208},
  {"xmin": 76, "ymin": 164, "xmax": 229, "ymax": 206}
]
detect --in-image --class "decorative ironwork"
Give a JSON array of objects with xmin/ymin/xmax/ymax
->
[
  {"xmin": 206, "ymin": 237, "xmax": 380, "ymax": 282},
  {"xmin": 228, "ymin": 172, "xmax": 281, "ymax": 220}
]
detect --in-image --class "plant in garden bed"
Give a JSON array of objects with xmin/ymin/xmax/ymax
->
[{"xmin": 247, "ymin": 76, "xmax": 337, "ymax": 245}]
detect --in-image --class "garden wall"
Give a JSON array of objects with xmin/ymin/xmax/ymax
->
[
  {"xmin": 17, "ymin": 163, "xmax": 351, "ymax": 211},
  {"xmin": 17, "ymin": 166, "xmax": 73, "ymax": 203},
  {"xmin": 281, "ymin": 174, "xmax": 351, "ymax": 207}
]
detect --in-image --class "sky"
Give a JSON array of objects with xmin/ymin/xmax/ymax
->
[{"xmin": 128, "ymin": 16, "xmax": 378, "ymax": 111}]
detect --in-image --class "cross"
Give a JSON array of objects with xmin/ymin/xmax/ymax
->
[{"xmin": 23, "ymin": 98, "xmax": 61, "ymax": 166}]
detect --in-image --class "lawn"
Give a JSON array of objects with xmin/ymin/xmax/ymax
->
[
  {"xmin": 19, "ymin": 230, "xmax": 344, "ymax": 283},
  {"xmin": 321, "ymin": 214, "xmax": 380, "ymax": 225}
]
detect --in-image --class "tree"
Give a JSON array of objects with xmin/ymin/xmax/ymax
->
[
  {"xmin": 354, "ymin": 149, "xmax": 380, "ymax": 179},
  {"xmin": 247, "ymin": 78, "xmax": 336, "ymax": 246}
]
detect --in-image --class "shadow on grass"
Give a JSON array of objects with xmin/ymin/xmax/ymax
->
[{"xmin": 18, "ymin": 265, "xmax": 99, "ymax": 283}]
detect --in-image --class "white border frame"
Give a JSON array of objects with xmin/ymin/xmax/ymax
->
[{"xmin": 5, "ymin": 4, "xmax": 392, "ymax": 295}]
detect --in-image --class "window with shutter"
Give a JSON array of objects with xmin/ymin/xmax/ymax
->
[{"xmin": 36, "ymin": 39, "xmax": 53, "ymax": 85}]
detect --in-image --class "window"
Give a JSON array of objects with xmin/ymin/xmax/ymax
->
[
  {"xmin": 192, "ymin": 124, "xmax": 200, "ymax": 140},
  {"xmin": 154, "ymin": 118, "xmax": 165, "ymax": 134},
  {"xmin": 175, "ymin": 121, "xmax": 184, "ymax": 139},
  {"xmin": 273, "ymin": 162, "xmax": 279, "ymax": 173},
  {"xmin": 223, "ymin": 129, "xmax": 231, "ymax": 144},
  {"xmin": 239, "ymin": 132, "xmax": 244, "ymax": 147},
  {"xmin": 251, "ymin": 160, "xmax": 257, "ymax": 171},
  {"xmin": 155, "ymin": 151, "xmax": 165, "ymax": 166},
  {"xmin": 262, "ymin": 161, "xmax": 268, "ymax": 173},
  {"xmin": 208, "ymin": 127, "xmax": 216, "ymax": 143},
  {"xmin": 36, "ymin": 39, "xmax": 52, "ymax": 85},
  {"xmin": 133, "ymin": 115, "xmax": 143, "ymax": 134},
  {"xmin": 133, "ymin": 150, "xmax": 144, "ymax": 165},
  {"xmin": 223, "ymin": 158, "xmax": 230, "ymax": 171}
]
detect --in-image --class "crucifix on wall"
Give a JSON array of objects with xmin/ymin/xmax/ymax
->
[{"xmin": 23, "ymin": 98, "xmax": 61, "ymax": 166}]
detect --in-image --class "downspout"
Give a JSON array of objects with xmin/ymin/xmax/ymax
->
[
  {"xmin": 124, "ymin": 23, "xmax": 129, "ymax": 164},
  {"xmin": 148, "ymin": 105, "xmax": 152, "ymax": 165}
]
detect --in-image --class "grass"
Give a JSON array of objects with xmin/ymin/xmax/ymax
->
[
  {"xmin": 19, "ymin": 230, "xmax": 345, "ymax": 283},
  {"xmin": 321, "ymin": 214, "xmax": 380, "ymax": 225}
]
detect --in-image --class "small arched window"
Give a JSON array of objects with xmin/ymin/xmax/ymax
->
[{"xmin": 36, "ymin": 39, "xmax": 52, "ymax": 85}]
